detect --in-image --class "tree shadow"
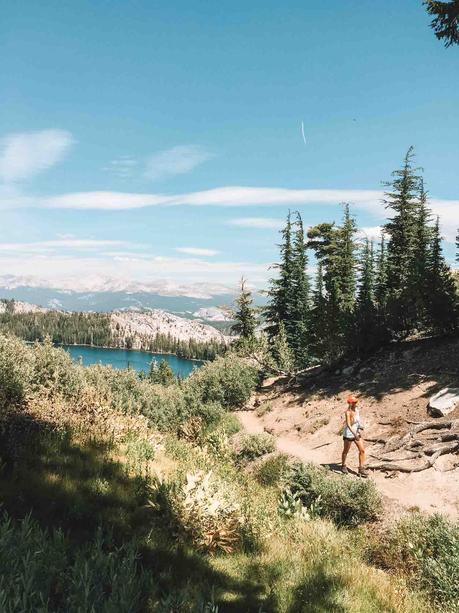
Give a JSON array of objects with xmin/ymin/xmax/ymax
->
[
  {"xmin": 0, "ymin": 410, "xmax": 151, "ymax": 542},
  {"xmin": 291, "ymin": 335, "xmax": 459, "ymax": 405},
  {"xmin": 0, "ymin": 408, "xmax": 308, "ymax": 611},
  {"xmin": 287, "ymin": 563, "xmax": 346, "ymax": 612}
]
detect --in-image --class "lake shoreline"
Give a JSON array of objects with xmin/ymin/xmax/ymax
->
[
  {"xmin": 62, "ymin": 344, "xmax": 204, "ymax": 378},
  {"xmin": 54, "ymin": 342, "xmax": 206, "ymax": 363}
]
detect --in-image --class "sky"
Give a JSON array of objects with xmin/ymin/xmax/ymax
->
[{"xmin": 1, "ymin": 0, "xmax": 458, "ymax": 293}]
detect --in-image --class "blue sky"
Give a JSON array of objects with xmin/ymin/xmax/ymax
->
[{"xmin": 1, "ymin": 0, "xmax": 458, "ymax": 293}]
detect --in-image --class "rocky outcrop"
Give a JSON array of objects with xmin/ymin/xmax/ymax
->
[
  {"xmin": 110, "ymin": 310, "xmax": 231, "ymax": 348},
  {"xmin": 0, "ymin": 299, "xmax": 49, "ymax": 314}
]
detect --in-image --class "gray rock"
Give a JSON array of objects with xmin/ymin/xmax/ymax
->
[{"xmin": 428, "ymin": 387, "xmax": 459, "ymax": 418}]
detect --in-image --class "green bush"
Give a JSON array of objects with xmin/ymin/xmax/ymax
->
[
  {"xmin": 373, "ymin": 513, "xmax": 459, "ymax": 609},
  {"xmin": 186, "ymin": 354, "xmax": 258, "ymax": 410},
  {"xmin": 256, "ymin": 453, "xmax": 290, "ymax": 486},
  {"xmin": 237, "ymin": 433, "xmax": 276, "ymax": 462},
  {"xmin": 0, "ymin": 334, "xmax": 33, "ymax": 408},
  {"xmin": 32, "ymin": 338, "xmax": 85, "ymax": 399},
  {"xmin": 0, "ymin": 513, "xmax": 151, "ymax": 612},
  {"xmin": 286, "ymin": 462, "xmax": 382, "ymax": 526}
]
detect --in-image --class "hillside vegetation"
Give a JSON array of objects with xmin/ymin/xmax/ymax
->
[{"xmin": 1, "ymin": 334, "xmax": 458, "ymax": 611}]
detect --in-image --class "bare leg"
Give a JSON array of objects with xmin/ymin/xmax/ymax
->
[
  {"xmin": 354, "ymin": 438, "xmax": 366, "ymax": 468},
  {"xmin": 342, "ymin": 439, "xmax": 352, "ymax": 468}
]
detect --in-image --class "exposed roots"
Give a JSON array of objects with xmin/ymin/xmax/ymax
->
[{"xmin": 367, "ymin": 419, "xmax": 459, "ymax": 473}]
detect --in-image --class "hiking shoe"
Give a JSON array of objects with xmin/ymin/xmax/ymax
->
[
  {"xmin": 341, "ymin": 465, "xmax": 349, "ymax": 475},
  {"xmin": 358, "ymin": 467, "xmax": 369, "ymax": 478}
]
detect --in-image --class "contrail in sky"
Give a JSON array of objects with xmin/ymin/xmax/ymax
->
[{"xmin": 301, "ymin": 121, "xmax": 307, "ymax": 145}]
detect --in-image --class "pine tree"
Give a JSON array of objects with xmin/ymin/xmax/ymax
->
[
  {"xmin": 426, "ymin": 217, "xmax": 458, "ymax": 332},
  {"xmin": 375, "ymin": 233, "xmax": 388, "ymax": 308},
  {"xmin": 265, "ymin": 212, "xmax": 295, "ymax": 340},
  {"xmin": 308, "ymin": 262, "xmax": 328, "ymax": 361},
  {"xmin": 335, "ymin": 203, "xmax": 358, "ymax": 314},
  {"xmin": 231, "ymin": 277, "xmax": 257, "ymax": 341},
  {"xmin": 306, "ymin": 205, "xmax": 358, "ymax": 363},
  {"xmin": 383, "ymin": 147, "xmax": 423, "ymax": 336},
  {"xmin": 411, "ymin": 180, "xmax": 433, "ymax": 329},
  {"xmin": 289, "ymin": 211, "xmax": 311, "ymax": 367},
  {"xmin": 150, "ymin": 359, "xmax": 176, "ymax": 386},
  {"xmin": 355, "ymin": 239, "xmax": 377, "ymax": 353},
  {"xmin": 270, "ymin": 321, "xmax": 295, "ymax": 373}
]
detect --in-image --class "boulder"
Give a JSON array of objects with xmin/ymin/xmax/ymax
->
[{"xmin": 428, "ymin": 387, "xmax": 459, "ymax": 418}]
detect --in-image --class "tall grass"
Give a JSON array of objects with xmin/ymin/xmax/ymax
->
[{"xmin": 0, "ymin": 514, "xmax": 151, "ymax": 612}]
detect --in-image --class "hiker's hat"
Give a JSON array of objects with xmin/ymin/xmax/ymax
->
[{"xmin": 347, "ymin": 395, "xmax": 358, "ymax": 405}]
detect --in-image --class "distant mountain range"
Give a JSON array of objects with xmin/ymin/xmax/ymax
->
[{"xmin": 0, "ymin": 275, "xmax": 266, "ymax": 318}]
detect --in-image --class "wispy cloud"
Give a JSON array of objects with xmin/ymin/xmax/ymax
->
[
  {"xmin": 175, "ymin": 247, "xmax": 219, "ymax": 257},
  {"xmin": 5, "ymin": 183, "xmax": 458, "ymax": 243},
  {"xmin": 144, "ymin": 145, "xmax": 213, "ymax": 181},
  {"xmin": 103, "ymin": 156, "xmax": 138, "ymax": 178},
  {"xmin": 0, "ymin": 130, "xmax": 74, "ymax": 183},
  {"xmin": 0, "ymin": 239, "xmax": 136, "ymax": 255},
  {"xmin": 228, "ymin": 217, "xmax": 284, "ymax": 229},
  {"xmin": 41, "ymin": 187, "xmax": 384, "ymax": 211}
]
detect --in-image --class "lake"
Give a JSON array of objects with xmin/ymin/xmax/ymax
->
[{"xmin": 63, "ymin": 345, "xmax": 202, "ymax": 378}]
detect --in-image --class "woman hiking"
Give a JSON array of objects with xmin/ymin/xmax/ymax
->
[{"xmin": 341, "ymin": 395, "xmax": 369, "ymax": 477}]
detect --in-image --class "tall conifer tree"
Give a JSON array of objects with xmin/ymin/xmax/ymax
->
[
  {"xmin": 289, "ymin": 211, "xmax": 310, "ymax": 366},
  {"xmin": 265, "ymin": 212, "xmax": 294, "ymax": 340},
  {"xmin": 307, "ymin": 205, "xmax": 358, "ymax": 363},
  {"xmin": 355, "ymin": 239, "xmax": 377, "ymax": 353},
  {"xmin": 426, "ymin": 217, "xmax": 458, "ymax": 332},
  {"xmin": 383, "ymin": 147, "xmax": 422, "ymax": 336},
  {"xmin": 232, "ymin": 278, "xmax": 257, "ymax": 341},
  {"xmin": 411, "ymin": 180, "xmax": 433, "ymax": 328}
]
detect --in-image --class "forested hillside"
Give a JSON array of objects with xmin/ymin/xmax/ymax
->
[{"xmin": 0, "ymin": 307, "xmax": 227, "ymax": 361}]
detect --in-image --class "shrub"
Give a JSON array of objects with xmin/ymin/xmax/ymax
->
[
  {"xmin": 149, "ymin": 470, "xmax": 246, "ymax": 554},
  {"xmin": 256, "ymin": 401, "xmax": 273, "ymax": 417},
  {"xmin": 0, "ymin": 334, "xmax": 33, "ymax": 408},
  {"xmin": 237, "ymin": 433, "xmax": 276, "ymax": 462},
  {"xmin": 139, "ymin": 381, "xmax": 190, "ymax": 430},
  {"xmin": 32, "ymin": 338, "xmax": 85, "ymax": 399},
  {"xmin": 0, "ymin": 513, "xmax": 151, "ymax": 612},
  {"xmin": 84, "ymin": 364, "xmax": 145, "ymax": 414},
  {"xmin": 186, "ymin": 354, "xmax": 258, "ymax": 410},
  {"xmin": 373, "ymin": 513, "xmax": 459, "ymax": 608},
  {"xmin": 256, "ymin": 453, "xmax": 290, "ymax": 486},
  {"xmin": 125, "ymin": 433, "xmax": 156, "ymax": 465},
  {"xmin": 285, "ymin": 462, "xmax": 382, "ymax": 526}
]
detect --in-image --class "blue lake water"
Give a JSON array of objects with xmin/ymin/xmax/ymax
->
[{"xmin": 63, "ymin": 345, "xmax": 202, "ymax": 378}]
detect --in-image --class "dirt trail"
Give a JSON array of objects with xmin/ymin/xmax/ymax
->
[{"xmin": 237, "ymin": 337, "xmax": 459, "ymax": 518}]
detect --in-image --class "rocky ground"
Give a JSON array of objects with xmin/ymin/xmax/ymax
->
[{"xmin": 237, "ymin": 336, "xmax": 459, "ymax": 517}]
